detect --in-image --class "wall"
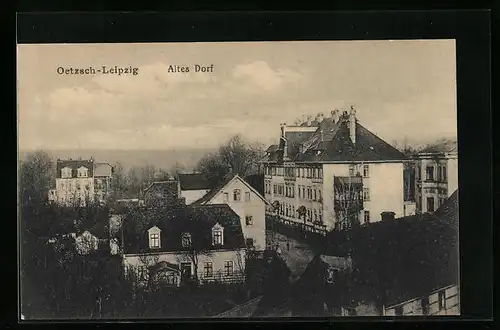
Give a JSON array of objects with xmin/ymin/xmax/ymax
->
[
  {"xmin": 181, "ymin": 189, "xmax": 210, "ymax": 205},
  {"xmin": 447, "ymin": 156, "xmax": 459, "ymax": 197},
  {"xmin": 123, "ymin": 249, "xmax": 246, "ymax": 283},
  {"xmin": 210, "ymin": 179, "xmax": 266, "ymax": 251},
  {"xmin": 323, "ymin": 162, "xmax": 404, "ymax": 228},
  {"xmin": 403, "ymin": 201, "xmax": 416, "ymax": 216},
  {"xmin": 55, "ymin": 177, "xmax": 95, "ymax": 205}
]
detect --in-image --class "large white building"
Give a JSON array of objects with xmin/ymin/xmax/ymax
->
[
  {"xmin": 262, "ymin": 107, "xmax": 407, "ymax": 233},
  {"xmin": 48, "ymin": 158, "xmax": 113, "ymax": 206},
  {"xmin": 413, "ymin": 141, "xmax": 458, "ymax": 214}
]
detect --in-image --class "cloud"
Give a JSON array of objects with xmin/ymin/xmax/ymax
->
[{"xmin": 232, "ymin": 61, "xmax": 301, "ymax": 92}]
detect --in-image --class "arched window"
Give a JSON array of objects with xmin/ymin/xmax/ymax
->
[{"xmin": 233, "ymin": 189, "xmax": 241, "ymax": 201}]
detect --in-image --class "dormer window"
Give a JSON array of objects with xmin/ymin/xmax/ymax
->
[
  {"xmin": 77, "ymin": 166, "xmax": 89, "ymax": 178},
  {"xmin": 147, "ymin": 226, "xmax": 161, "ymax": 249},
  {"xmin": 61, "ymin": 167, "xmax": 72, "ymax": 179},
  {"xmin": 233, "ymin": 189, "xmax": 241, "ymax": 201},
  {"xmin": 212, "ymin": 223, "xmax": 224, "ymax": 246},
  {"xmin": 181, "ymin": 232, "xmax": 191, "ymax": 247}
]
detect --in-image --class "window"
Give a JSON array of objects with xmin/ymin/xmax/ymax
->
[
  {"xmin": 363, "ymin": 164, "xmax": 369, "ymax": 178},
  {"xmin": 426, "ymin": 166, "xmax": 434, "ymax": 181},
  {"xmin": 298, "ymin": 186, "xmax": 302, "ymax": 198},
  {"xmin": 364, "ymin": 210, "xmax": 370, "ymax": 223},
  {"xmin": 349, "ymin": 164, "xmax": 355, "ymax": 176},
  {"xmin": 416, "ymin": 165, "xmax": 421, "ymax": 180},
  {"xmin": 443, "ymin": 166, "xmax": 447, "ymax": 182},
  {"xmin": 437, "ymin": 165, "xmax": 442, "ymax": 181},
  {"xmin": 61, "ymin": 167, "xmax": 72, "ymax": 179},
  {"xmin": 438, "ymin": 290, "xmax": 446, "ymax": 310},
  {"xmin": 223, "ymin": 192, "xmax": 229, "ymax": 202},
  {"xmin": 319, "ymin": 168, "xmax": 323, "ymax": 178},
  {"xmin": 318, "ymin": 190, "xmax": 322, "ymax": 201},
  {"xmin": 150, "ymin": 233, "xmax": 160, "ymax": 248},
  {"xmin": 245, "ymin": 215, "xmax": 253, "ymax": 226},
  {"xmin": 427, "ymin": 197, "xmax": 435, "ymax": 212},
  {"xmin": 363, "ymin": 188, "xmax": 370, "ymax": 201},
  {"xmin": 233, "ymin": 189, "xmax": 241, "ymax": 201},
  {"xmin": 77, "ymin": 167, "xmax": 88, "ymax": 178},
  {"xmin": 246, "ymin": 238, "xmax": 254, "ymax": 247},
  {"xmin": 181, "ymin": 233, "xmax": 191, "ymax": 247},
  {"xmin": 213, "ymin": 230, "xmax": 223, "ymax": 245},
  {"xmin": 204, "ymin": 262, "xmax": 213, "ymax": 277},
  {"xmin": 76, "ymin": 182, "xmax": 81, "ymax": 190},
  {"xmin": 181, "ymin": 263, "xmax": 192, "ymax": 278},
  {"xmin": 137, "ymin": 266, "xmax": 148, "ymax": 281},
  {"xmin": 394, "ymin": 306, "xmax": 403, "ymax": 316},
  {"xmin": 314, "ymin": 209, "xmax": 318, "ymax": 221},
  {"xmin": 245, "ymin": 191, "xmax": 250, "ymax": 202},
  {"xmin": 224, "ymin": 261, "xmax": 234, "ymax": 276}
]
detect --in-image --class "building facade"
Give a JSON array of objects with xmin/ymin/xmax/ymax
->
[
  {"xmin": 122, "ymin": 204, "xmax": 247, "ymax": 287},
  {"xmin": 192, "ymin": 174, "xmax": 270, "ymax": 251},
  {"xmin": 48, "ymin": 158, "xmax": 114, "ymax": 206},
  {"xmin": 263, "ymin": 108, "xmax": 406, "ymax": 232},
  {"xmin": 414, "ymin": 141, "xmax": 458, "ymax": 214}
]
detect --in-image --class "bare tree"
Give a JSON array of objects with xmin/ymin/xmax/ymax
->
[
  {"xmin": 196, "ymin": 134, "xmax": 265, "ymax": 186},
  {"xmin": 334, "ymin": 175, "xmax": 363, "ymax": 231},
  {"xmin": 176, "ymin": 235, "xmax": 213, "ymax": 285}
]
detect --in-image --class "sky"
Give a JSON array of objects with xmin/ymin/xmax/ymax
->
[{"xmin": 17, "ymin": 40, "xmax": 457, "ymax": 151}]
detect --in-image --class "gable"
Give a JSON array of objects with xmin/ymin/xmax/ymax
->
[{"xmin": 196, "ymin": 175, "xmax": 271, "ymax": 205}]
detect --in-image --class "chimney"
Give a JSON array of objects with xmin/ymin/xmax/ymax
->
[
  {"xmin": 280, "ymin": 122, "xmax": 287, "ymax": 137},
  {"xmin": 349, "ymin": 106, "xmax": 356, "ymax": 145},
  {"xmin": 381, "ymin": 211, "xmax": 396, "ymax": 222},
  {"xmin": 318, "ymin": 112, "xmax": 324, "ymax": 122},
  {"xmin": 306, "ymin": 115, "xmax": 312, "ymax": 126}
]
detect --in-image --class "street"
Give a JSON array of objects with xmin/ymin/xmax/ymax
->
[{"xmin": 266, "ymin": 230, "xmax": 316, "ymax": 282}]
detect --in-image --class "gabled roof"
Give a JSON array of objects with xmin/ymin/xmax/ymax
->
[
  {"xmin": 191, "ymin": 174, "xmax": 271, "ymax": 206},
  {"xmin": 56, "ymin": 159, "xmax": 94, "ymax": 178},
  {"xmin": 244, "ymin": 174, "xmax": 265, "ymax": 196},
  {"xmin": 143, "ymin": 181, "xmax": 179, "ymax": 200},
  {"xmin": 178, "ymin": 173, "xmax": 212, "ymax": 191},
  {"xmin": 434, "ymin": 189, "xmax": 458, "ymax": 230},
  {"xmin": 265, "ymin": 115, "xmax": 406, "ymax": 163},
  {"xmin": 123, "ymin": 204, "xmax": 246, "ymax": 255},
  {"xmin": 94, "ymin": 163, "xmax": 113, "ymax": 177}
]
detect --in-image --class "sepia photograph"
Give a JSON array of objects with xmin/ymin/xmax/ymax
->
[{"xmin": 18, "ymin": 40, "xmax": 459, "ymax": 319}]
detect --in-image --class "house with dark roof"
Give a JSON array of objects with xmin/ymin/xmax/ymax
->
[
  {"xmin": 122, "ymin": 204, "xmax": 248, "ymax": 287},
  {"xmin": 178, "ymin": 173, "xmax": 213, "ymax": 205},
  {"xmin": 192, "ymin": 174, "xmax": 271, "ymax": 251},
  {"xmin": 262, "ymin": 107, "xmax": 407, "ymax": 233},
  {"xmin": 48, "ymin": 157, "xmax": 114, "ymax": 206},
  {"xmin": 143, "ymin": 180, "xmax": 180, "ymax": 209},
  {"xmin": 291, "ymin": 191, "xmax": 459, "ymax": 316},
  {"xmin": 413, "ymin": 139, "xmax": 458, "ymax": 214}
]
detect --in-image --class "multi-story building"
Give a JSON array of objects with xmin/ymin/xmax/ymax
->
[
  {"xmin": 262, "ymin": 107, "xmax": 406, "ymax": 232},
  {"xmin": 48, "ymin": 158, "xmax": 114, "ymax": 206},
  {"xmin": 192, "ymin": 174, "xmax": 270, "ymax": 251},
  {"xmin": 413, "ymin": 140, "xmax": 458, "ymax": 214}
]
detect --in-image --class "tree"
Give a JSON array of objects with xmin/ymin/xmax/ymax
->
[
  {"xmin": 169, "ymin": 162, "xmax": 186, "ymax": 178},
  {"xmin": 111, "ymin": 161, "xmax": 127, "ymax": 199},
  {"xmin": 334, "ymin": 175, "xmax": 363, "ymax": 231},
  {"xmin": 19, "ymin": 150, "xmax": 55, "ymax": 206},
  {"xmin": 196, "ymin": 134, "xmax": 265, "ymax": 186}
]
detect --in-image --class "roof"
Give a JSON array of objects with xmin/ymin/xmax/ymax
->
[
  {"xmin": 149, "ymin": 261, "xmax": 180, "ymax": 273},
  {"xmin": 296, "ymin": 200, "xmax": 460, "ymax": 308},
  {"xmin": 191, "ymin": 174, "xmax": 271, "ymax": 206},
  {"xmin": 244, "ymin": 174, "xmax": 265, "ymax": 196},
  {"xmin": 86, "ymin": 221, "xmax": 108, "ymax": 239},
  {"xmin": 265, "ymin": 114, "xmax": 406, "ymax": 163},
  {"xmin": 56, "ymin": 159, "xmax": 94, "ymax": 178},
  {"xmin": 434, "ymin": 189, "xmax": 459, "ymax": 230},
  {"xmin": 94, "ymin": 163, "xmax": 113, "ymax": 177},
  {"xmin": 178, "ymin": 173, "xmax": 212, "ymax": 191},
  {"xmin": 123, "ymin": 204, "xmax": 246, "ymax": 254},
  {"xmin": 144, "ymin": 180, "xmax": 179, "ymax": 199},
  {"xmin": 418, "ymin": 139, "xmax": 458, "ymax": 154}
]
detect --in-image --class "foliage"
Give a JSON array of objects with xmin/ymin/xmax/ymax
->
[
  {"xmin": 19, "ymin": 150, "xmax": 55, "ymax": 206},
  {"xmin": 196, "ymin": 134, "xmax": 265, "ymax": 186}
]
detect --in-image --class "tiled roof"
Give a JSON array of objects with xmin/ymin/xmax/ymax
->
[
  {"xmin": 56, "ymin": 159, "xmax": 94, "ymax": 178},
  {"xmin": 244, "ymin": 174, "xmax": 265, "ymax": 196},
  {"xmin": 266, "ymin": 115, "xmax": 406, "ymax": 163},
  {"xmin": 123, "ymin": 204, "xmax": 245, "ymax": 254},
  {"xmin": 434, "ymin": 189, "xmax": 459, "ymax": 230},
  {"xmin": 419, "ymin": 139, "xmax": 458, "ymax": 154},
  {"xmin": 309, "ymin": 204, "xmax": 459, "ymax": 308},
  {"xmin": 144, "ymin": 180, "xmax": 179, "ymax": 197},
  {"xmin": 178, "ymin": 173, "xmax": 212, "ymax": 191},
  {"xmin": 94, "ymin": 163, "xmax": 113, "ymax": 177}
]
